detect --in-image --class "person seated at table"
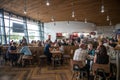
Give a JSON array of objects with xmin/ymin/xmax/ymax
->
[
  {"xmin": 7, "ymin": 42, "xmax": 18, "ymax": 66},
  {"xmin": 44, "ymin": 40, "xmax": 52, "ymax": 65},
  {"xmin": 73, "ymin": 43, "xmax": 90, "ymax": 80},
  {"xmin": 17, "ymin": 43, "xmax": 32, "ymax": 64},
  {"xmin": 87, "ymin": 43, "xmax": 95, "ymax": 71},
  {"xmin": 94, "ymin": 45, "xmax": 111, "ymax": 80},
  {"xmin": 59, "ymin": 44, "xmax": 64, "ymax": 64}
]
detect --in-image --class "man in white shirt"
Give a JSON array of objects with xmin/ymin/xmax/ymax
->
[
  {"xmin": 73, "ymin": 44, "xmax": 88, "ymax": 66},
  {"xmin": 73, "ymin": 43, "xmax": 90, "ymax": 80}
]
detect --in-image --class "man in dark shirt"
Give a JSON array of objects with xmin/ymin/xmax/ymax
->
[{"xmin": 44, "ymin": 40, "xmax": 52, "ymax": 64}]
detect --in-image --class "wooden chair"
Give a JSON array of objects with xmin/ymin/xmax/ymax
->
[
  {"xmin": 63, "ymin": 49, "xmax": 73, "ymax": 64},
  {"xmin": 70, "ymin": 59, "xmax": 87, "ymax": 80},
  {"xmin": 92, "ymin": 63, "xmax": 111, "ymax": 80},
  {"xmin": 22, "ymin": 55, "xmax": 33, "ymax": 67},
  {"xmin": 39, "ymin": 54, "xmax": 47, "ymax": 66},
  {"xmin": 51, "ymin": 53, "xmax": 62, "ymax": 68}
]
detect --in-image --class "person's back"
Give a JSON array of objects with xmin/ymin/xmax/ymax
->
[
  {"xmin": 96, "ymin": 54, "xmax": 109, "ymax": 64},
  {"xmin": 20, "ymin": 46, "xmax": 32, "ymax": 55}
]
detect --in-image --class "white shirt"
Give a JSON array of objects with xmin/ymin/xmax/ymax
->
[{"xmin": 73, "ymin": 48, "xmax": 88, "ymax": 66}]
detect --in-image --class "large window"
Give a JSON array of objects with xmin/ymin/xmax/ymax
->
[
  {"xmin": 0, "ymin": 9, "xmax": 44, "ymax": 44},
  {"xmin": 27, "ymin": 21, "xmax": 40, "ymax": 42}
]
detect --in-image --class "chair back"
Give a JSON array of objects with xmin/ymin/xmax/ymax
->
[
  {"xmin": 70, "ymin": 59, "xmax": 84, "ymax": 70},
  {"xmin": 92, "ymin": 63, "xmax": 110, "ymax": 74}
]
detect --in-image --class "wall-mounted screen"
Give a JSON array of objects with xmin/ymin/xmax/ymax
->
[{"xmin": 13, "ymin": 23, "xmax": 24, "ymax": 33}]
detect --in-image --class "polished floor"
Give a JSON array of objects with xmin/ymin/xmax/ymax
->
[{"xmin": 0, "ymin": 63, "xmax": 75, "ymax": 80}]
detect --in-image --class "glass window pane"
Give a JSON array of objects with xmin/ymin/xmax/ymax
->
[
  {"xmin": 28, "ymin": 30, "xmax": 40, "ymax": 36},
  {"xmin": 27, "ymin": 24, "xmax": 39, "ymax": 30}
]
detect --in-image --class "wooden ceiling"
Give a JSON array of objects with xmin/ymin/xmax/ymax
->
[{"xmin": 0, "ymin": 0, "xmax": 120, "ymax": 26}]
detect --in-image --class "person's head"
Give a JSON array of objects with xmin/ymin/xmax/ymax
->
[
  {"xmin": 79, "ymin": 43, "xmax": 87, "ymax": 50},
  {"xmin": 12, "ymin": 42, "xmax": 16, "ymax": 46},
  {"xmin": 98, "ymin": 45, "xmax": 107, "ymax": 55},
  {"xmin": 22, "ymin": 42, "xmax": 27, "ymax": 46},
  {"xmin": 98, "ymin": 40, "xmax": 103, "ymax": 46},
  {"xmin": 88, "ymin": 43, "xmax": 93, "ymax": 50}
]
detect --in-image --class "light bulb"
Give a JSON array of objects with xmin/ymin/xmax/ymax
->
[
  {"xmin": 85, "ymin": 18, "xmax": 87, "ymax": 23},
  {"xmin": 109, "ymin": 21, "xmax": 112, "ymax": 26},
  {"xmin": 107, "ymin": 15, "xmax": 109, "ymax": 21},
  {"xmin": 72, "ymin": 11, "xmax": 75, "ymax": 18},
  {"xmin": 101, "ymin": 5, "xmax": 104, "ymax": 13},
  {"xmin": 51, "ymin": 16, "xmax": 54, "ymax": 21},
  {"xmin": 46, "ymin": 0, "xmax": 50, "ymax": 6},
  {"xmin": 23, "ymin": 9, "xmax": 27, "ymax": 14}
]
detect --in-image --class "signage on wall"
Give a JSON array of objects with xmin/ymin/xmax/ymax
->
[
  {"xmin": 90, "ymin": 32, "xmax": 96, "ymax": 35},
  {"xmin": 73, "ymin": 32, "xmax": 78, "ymax": 37}
]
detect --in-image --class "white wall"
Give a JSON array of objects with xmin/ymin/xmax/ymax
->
[
  {"xmin": 95, "ymin": 23, "xmax": 120, "ymax": 37},
  {"xmin": 115, "ymin": 24, "xmax": 120, "ymax": 29},
  {"xmin": 44, "ymin": 21, "xmax": 96, "ymax": 41}
]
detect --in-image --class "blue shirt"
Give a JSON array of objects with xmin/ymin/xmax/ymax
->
[
  {"xmin": 20, "ymin": 46, "xmax": 32, "ymax": 55},
  {"xmin": 44, "ymin": 43, "xmax": 51, "ymax": 54},
  {"xmin": 88, "ymin": 49, "xmax": 95, "ymax": 56}
]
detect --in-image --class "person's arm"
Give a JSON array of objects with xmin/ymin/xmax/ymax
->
[
  {"xmin": 73, "ymin": 50, "xmax": 77, "ymax": 60},
  {"xmin": 94, "ymin": 54, "xmax": 97, "ymax": 63}
]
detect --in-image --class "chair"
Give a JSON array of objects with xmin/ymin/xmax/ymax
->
[
  {"xmin": 63, "ymin": 49, "xmax": 73, "ymax": 64},
  {"xmin": 39, "ymin": 54, "xmax": 47, "ymax": 66},
  {"xmin": 22, "ymin": 55, "xmax": 33, "ymax": 67},
  {"xmin": 71, "ymin": 59, "xmax": 88, "ymax": 80},
  {"xmin": 92, "ymin": 63, "xmax": 111, "ymax": 80},
  {"xmin": 51, "ymin": 53, "xmax": 62, "ymax": 68}
]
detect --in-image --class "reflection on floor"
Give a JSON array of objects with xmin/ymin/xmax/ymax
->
[{"xmin": 0, "ymin": 64, "xmax": 73, "ymax": 80}]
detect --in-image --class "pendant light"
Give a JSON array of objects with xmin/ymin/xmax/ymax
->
[
  {"xmin": 84, "ymin": 18, "xmax": 87, "ymax": 23},
  {"xmin": 24, "ymin": 0, "xmax": 27, "ymax": 14},
  {"xmin": 46, "ymin": 0, "xmax": 50, "ymax": 6},
  {"xmin": 106, "ymin": 15, "xmax": 110, "ymax": 21},
  {"xmin": 101, "ymin": 0, "xmax": 104, "ymax": 13},
  {"xmin": 71, "ymin": 3, "xmax": 75, "ymax": 18}
]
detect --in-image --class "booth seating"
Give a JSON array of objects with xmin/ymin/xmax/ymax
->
[{"xmin": 1, "ymin": 46, "xmax": 79, "ymax": 67}]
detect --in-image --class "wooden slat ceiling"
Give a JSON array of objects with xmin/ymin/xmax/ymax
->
[{"xmin": 0, "ymin": 0, "xmax": 120, "ymax": 26}]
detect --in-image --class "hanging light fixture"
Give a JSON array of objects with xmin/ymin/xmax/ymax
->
[
  {"xmin": 46, "ymin": 0, "xmax": 50, "ymax": 6},
  {"xmin": 109, "ymin": 21, "xmax": 112, "ymax": 26},
  {"xmin": 72, "ymin": 11, "xmax": 75, "ymax": 18},
  {"xmin": 71, "ymin": 3, "xmax": 75, "ymax": 18},
  {"xmin": 84, "ymin": 18, "xmax": 87, "ymax": 23},
  {"xmin": 101, "ymin": 5, "xmax": 104, "ymax": 13},
  {"xmin": 24, "ymin": 0, "xmax": 27, "ymax": 14},
  {"xmin": 101, "ymin": 0, "xmax": 104, "ymax": 13},
  {"xmin": 106, "ymin": 15, "xmax": 110, "ymax": 21},
  {"xmin": 51, "ymin": 16, "xmax": 54, "ymax": 21}
]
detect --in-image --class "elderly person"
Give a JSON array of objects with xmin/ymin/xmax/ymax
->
[{"xmin": 73, "ymin": 43, "xmax": 90, "ymax": 80}]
